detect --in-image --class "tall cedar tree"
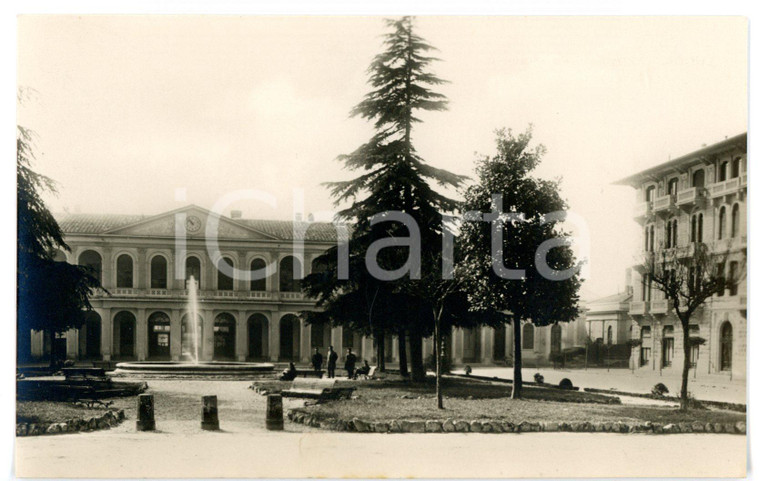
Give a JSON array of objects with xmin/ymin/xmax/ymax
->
[
  {"xmin": 459, "ymin": 128, "xmax": 582, "ymax": 398},
  {"xmin": 17, "ymin": 115, "xmax": 101, "ymax": 366},
  {"xmin": 641, "ymin": 241, "xmax": 743, "ymax": 411},
  {"xmin": 302, "ymin": 17, "xmax": 465, "ymax": 381}
]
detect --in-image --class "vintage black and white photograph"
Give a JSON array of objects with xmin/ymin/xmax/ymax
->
[{"xmin": 14, "ymin": 12, "xmax": 748, "ymax": 478}]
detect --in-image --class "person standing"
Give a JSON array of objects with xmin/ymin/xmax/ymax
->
[
  {"xmin": 345, "ymin": 348, "xmax": 357, "ymax": 379},
  {"xmin": 326, "ymin": 346, "xmax": 338, "ymax": 378},
  {"xmin": 311, "ymin": 347, "xmax": 323, "ymax": 374}
]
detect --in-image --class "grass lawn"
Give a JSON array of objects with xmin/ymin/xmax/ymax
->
[{"xmin": 300, "ymin": 376, "xmax": 746, "ymax": 426}]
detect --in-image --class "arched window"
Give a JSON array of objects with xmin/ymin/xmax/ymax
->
[
  {"xmin": 720, "ymin": 322, "xmax": 732, "ymax": 371},
  {"xmin": 186, "ymin": 256, "xmax": 201, "ymax": 289},
  {"xmin": 697, "ymin": 213, "xmax": 703, "ymax": 242},
  {"xmin": 150, "ymin": 255, "xmax": 168, "ymax": 289},
  {"xmin": 665, "ymin": 222, "xmax": 672, "ymax": 248},
  {"xmin": 522, "ymin": 323, "xmax": 534, "ymax": 350},
  {"xmin": 645, "ymin": 185, "xmax": 656, "ymax": 203},
  {"xmin": 550, "ymin": 324, "xmax": 562, "ymax": 354},
  {"xmin": 607, "ymin": 326, "xmax": 613, "ymax": 345},
  {"xmin": 279, "ymin": 256, "xmax": 302, "ymax": 292},
  {"xmin": 718, "ymin": 206, "xmax": 727, "ymax": 240},
  {"xmin": 53, "ymin": 250, "xmax": 67, "ymax": 262},
  {"xmin": 662, "ymin": 326, "xmax": 674, "ymax": 367},
  {"xmin": 78, "ymin": 250, "xmax": 102, "ymax": 283},
  {"xmin": 672, "ymin": 219, "xmax": 678, "ymax": 247},
  {"xmin": 731, "ymin": 204, "xmax": 740, "ymax": 238},
  {"xmin": 731, "ymin": 157, "xmax": 740, "ymax": 178},
  {"xmin": 719, "ymin": 161, "xmax": 729, "ymax": 182},
  {"xmin": 116, "ymin": 254, "xmax": 134, "ymax": 288},
  {"xmin": 250, "ymin": 258, "xmax": 267, "ymax": 291},
  {"xmin": 729, "ymin": 261, "xmax": 739, "ymax": 296},
  {"xmin": 692, "ymin": 169, "xmax": 705, "ymax": 188},
  {"xmin": 217, "ymin": 257, "xmax": 234, "ymax": 291},
  {"xmin": 649, "ymin": 225, "xmax": 655, "ymax": 251},
  {"xmin": 690, "ymin": 215, "xmax": 697, "ymax": 243},
  {"xmin": 667, "ymin": 178, "xmax": 679, "ymax": 195}
]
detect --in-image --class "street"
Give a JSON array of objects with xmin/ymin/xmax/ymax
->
[{"xmin": 16, "ymin": 427, "xmax": 745, "ymax": 478}]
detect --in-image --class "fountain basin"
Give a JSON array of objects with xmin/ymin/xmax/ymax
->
[{"xmin": 113, "ymin": 361, "xmax": 276, "ymax": 379}]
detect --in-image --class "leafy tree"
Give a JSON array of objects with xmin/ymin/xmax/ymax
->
[
  {"xmin": 303, "ymin": 17, "xmax": 465, "ymax": 381},
  {"xmin": 641, "ymin": 241, "xmax": 744, "ymax": 411},
  {"xmin": 17, "ymin": 113, "xmax": 101, "ymax": 366},
  {"xmin": 458, "ymin": 127, "xmax": 582, "ymax": 398}
]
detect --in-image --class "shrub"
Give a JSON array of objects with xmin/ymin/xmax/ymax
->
[
  {"xmin": 558, "ymin": 378, "xmax": 573, "ymax": 390},
  {"xmin": 533, "ymin": 373, "xmax": 544, "ymax": 384},
  {"xmin": 424, "ymin": 353, "xmax": 451, "ymax": 374},
  {"xmin": 651, "ymin": 383, "xmax": 669, "ymax": 397}
]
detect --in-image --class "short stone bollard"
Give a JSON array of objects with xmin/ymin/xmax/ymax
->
[
  {"xmin": 136, "ymin": 394, "xmax": 155, "ymax": 431},
  {"xmin": 266, "ymin": 394, "xmax": 284, "ymax": 431},
  {"xmin": 201, "ymin": 395, "xmax": 220, "ymax": 431}
]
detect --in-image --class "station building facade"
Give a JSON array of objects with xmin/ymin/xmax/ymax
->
[
  {"xmin": 29, "ymin": 204, "xmax": 591, "ymax": 367},
  {"xmin": 616, "ymin": 133, "xmax": 747, "ymax": 379}
]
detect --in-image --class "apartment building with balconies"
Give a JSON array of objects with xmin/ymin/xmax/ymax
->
[{"xmin": 616, "ymin": 132, "xmax": 747, "ymax": 379}]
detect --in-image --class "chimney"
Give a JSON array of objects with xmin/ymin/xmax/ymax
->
[
  {"xmin": 295, "ymin": 213, "xmax": 303, "ymax": 222},
  {"xmin": 230, "ymin": 210, "xmax": 242, "ymax": 219},
  {"xmin": 307, "ymin": 213, "xmax": 314, "ymax": 222}
]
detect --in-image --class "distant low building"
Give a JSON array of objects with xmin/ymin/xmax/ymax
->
[{"xmin": 615, "ymin": 132, "xmax": 747, "ymax": 379}]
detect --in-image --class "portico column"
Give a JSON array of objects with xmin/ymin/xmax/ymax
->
[
  {"xmin": 481, "ymin": 327, "xmax": 493, "ymax": 364},
  {"xmin": 269, "ymin": 312, "xmax": 281, "ymax": 362},
  {"xmin": 236, "ymin": 310, "xmax": 247, "ymax": 361},
  {"xmin": 170, "ymin": 310, "xmax": 181, "ymax": 361},
  {"xmin": 203, "ymin": 309, "xmax": 214, "ymax": 361},
  {"xmin": 136, "ymin": 308, "xmax": 147, "ymax": 361},
  {"xmin": 100, "ymin": 308, "xmax": 112, "ymax": 361},
  {"xmin": 452, "ymin": 328, "xmax": 464, "ymax": 364},
  {"xmin": 332, "ymin": 326, "xmax": 343, "ymax": 359},
  {"xmin": 300, "ymin": 319, "xmax": 311, "ymax": 363},
  {"xmin": 361, "ymin": 336, "xmax": 373, "ymax": 363},
  {"xmin": 66, "ymin": 328, "xmax": 79, "ymax": 360}
]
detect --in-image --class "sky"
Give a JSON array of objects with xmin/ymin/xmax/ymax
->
[{"xmin": 16, "ymin": 15, "xmax": 747, "ymax": 300}]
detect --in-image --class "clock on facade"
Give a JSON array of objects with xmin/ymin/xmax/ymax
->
[{"xmin": 186, "ymin": 215, "xmax": 202, "ymax": 233}]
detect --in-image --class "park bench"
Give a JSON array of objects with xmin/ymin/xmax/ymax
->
[
  {"xmin": 62, "ymin": 367, "xmax": 109, "ymax": 382},
  {"xmin": 281, "ymin": 378, "xmax": 355, "ymax": 402},
  {"xmin": 295, "ymin": 369, "xmax": 324, "ymax": 379},
  {"xmin": 356, "ymin": 366, "xmax": 376, "ymax": 380}
]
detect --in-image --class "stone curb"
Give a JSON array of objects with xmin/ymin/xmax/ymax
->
[
  {"xmin": 16, "ymin": 409, "xmax": 125, "ymax": 437},
  {"xmin": 286, "ymin": 409, "xmax": 746, "ymax": 435}
]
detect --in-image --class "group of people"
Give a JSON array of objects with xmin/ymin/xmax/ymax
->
[
  {"xmin": 279, "ymin": 346, "xmax": 371, "ymax": 381},
  {"xmin": 311, "ymin": 347, "xmax": 370, "ymax": 379}
]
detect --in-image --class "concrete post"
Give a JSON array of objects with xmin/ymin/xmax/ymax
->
[
  {"xmin": 266, "ymin": 394, "xmax": 284, "ymax": 431},
  {"xmin": 170, "ymin": 309, "xmax": 181, "ymax": 361},
  {"xmin": 300, "ymin": 319, "xmax": 311, "ymax": 363},
  {"xmin": 201, "ymin": 395, "xmax": 220, "ymax": 431},
  {"xmin": 100, "ymin": 308, "xmax": 112, "ymax": 361},
  {"xmin": 136, "ymin": 394, "xmax": 155, "ymax": 431}
]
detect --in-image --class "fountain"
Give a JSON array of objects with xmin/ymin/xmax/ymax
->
[{"xmin": 113, "ymin": 276, "xmax": 275, "ymax": 379}]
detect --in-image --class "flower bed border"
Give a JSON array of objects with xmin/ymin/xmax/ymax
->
[
  {"xmin": 582, "ymin": 387, "xmax": 746, "ymax": 413},
  {"xmin": 16, "ymin": 409, "xmax": 125, "ymax": 437},
  {"xmin": 287, "ymin": 408, "xmax": 745, "ymax": 435}
]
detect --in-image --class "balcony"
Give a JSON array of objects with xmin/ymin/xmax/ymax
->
[
  {"xmin": 215, "ymin": 290, "xmax": 236, "ymax": 298},
  {"xmin": 147, "ymin": 289, "xmax": 170, "ymax": 297},
  {"xmin": 112, "ymin": 288, "xmax": 136, "ymax": 296},
  {"xmin": 280, "ymin": 292, "xmax": 305, "ymax": 301},
  {"xmin": 653, "ymin": 194, "xmax": 675, "ymax": 213},
  {"xmin": 740, "ymin": 173, "xmax": 747, "ymax": 187},
  {"xmin": 676, "ymin": 187, "xmax": 708, "ymax": 208},
  {"xmin": 710, "ymin": 177, "xmax": 742, "ymax": 199},
  {"xmin": 629, "ymin": 301, "xmax": 649, "ymax": 316},
  {"xmin": 633, "ymin": 201, "xmax": 653, "ymax": 222},
  {"xmin": 650, "ymin": 299, "xmax": 672, "ymax": 315},
  {"xmin": 247, "ymin": 290, "xmax": 272, "ymax": 300}
]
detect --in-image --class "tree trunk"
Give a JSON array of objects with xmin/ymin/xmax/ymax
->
[
  {"xmin": 680, "ymin": 321, "xmax": 691, "ymax": 411},
  {"xmin": 511, "ymin": 319, "xmax": 522, "ymax": 399},
  {"xmin": 398, "ymin": 329, "xmax": 408, "ymax": 377},
  {"xmin": 409, "ymin": 329, "xmax": 425, "ymax": 382},
  {"xmin": 48, "ymin": 329, "xmax": 58, "ymax": 370},
  {"xmin": 435, "ymin": 313, "xmax": 443, "ymax": 409},
  {"xmin": 376, "ymin": 333, "xmax": 385, "ymax": 372}
]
